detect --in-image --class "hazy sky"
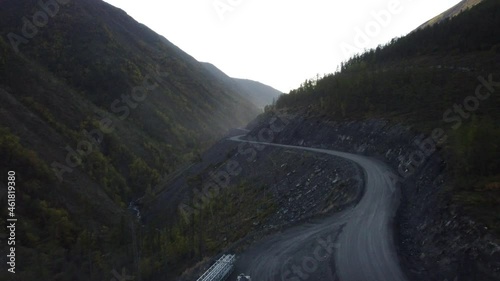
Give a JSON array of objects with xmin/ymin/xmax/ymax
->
[{"xmin": 103, "ymin": 0, "xmax": 461, "ymax": 92}]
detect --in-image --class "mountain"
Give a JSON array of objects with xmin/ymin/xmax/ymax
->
[
  {"xmin": 232, "ymin": 78, "xmax": 282, "ymax": 109},
  {"xmin": 202, "ymin": 62, "xmax": 282, "ymax": 109},
  {"xmin": 1, "ymin": 0, "xmax": 499, "ymax": 280},
  {"xmin": 273, "ymin": 0, "xmax": 500, "ymax": 279},
  {"xmin": 141, "ymin": 1, "xmax": 500, "ymax": 278},
  {"xmin": 417, "ymin": 0, "xmax": 484, "ymax": 29},
  {"xmin": 275, "ymin": 0, "xmax": 500, "ymax": 191},
  {"xmin": 0, "ymin": 0, "xmax": 258, "ymax": 279}
]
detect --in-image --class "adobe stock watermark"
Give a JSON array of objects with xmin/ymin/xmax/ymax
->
[
  {"xmin": 51, "ymin": 67, "xmax": 170, "ymax": 181},
  {"xmin": 178, "ymin": 113, "xmax": 290, "ymax": 223},
  {"xmin": 280, "ymin": 229, "xmax": 341, "ymax": 281},
  {"xmin": 340, "ymin": 0, "xmax": 403, "ymax": 59},
  {"xmin": 6, "ymin": 0, "xmax": 71, "ymax": 54},
  {"xmin": 213, "ymin": 0, "xmax": 245, "ymax": 21},
  {"xmin": 386, "ymin": 74, "xmax": 500, "ymax": 186}
]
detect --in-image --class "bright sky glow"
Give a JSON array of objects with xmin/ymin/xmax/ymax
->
[{"xmin": 103, "ymin": 0, "xmax": 461, "ymax": 92}]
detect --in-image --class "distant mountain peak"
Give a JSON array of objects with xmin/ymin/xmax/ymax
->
[{"xmin": 201, "ymin": 62, "xmax": 282, "ymax": 109}]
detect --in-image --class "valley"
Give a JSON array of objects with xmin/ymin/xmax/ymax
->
[{"xmin": 0, "ymin": 0, "xmax": 499, "ymax": 280}]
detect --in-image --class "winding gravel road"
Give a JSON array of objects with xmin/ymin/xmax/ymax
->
[{"xmin": 227, "ymin": 136, "xmax": 408, "ymax": 281}]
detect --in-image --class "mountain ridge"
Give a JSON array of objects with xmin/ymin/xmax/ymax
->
[
  {"xmin": 201, "ymin": 62, "xmax": 282, "ymax": 109},
  {"xmin": 417, "ymin": 0, "xmax": 484, "ymax": 30}
]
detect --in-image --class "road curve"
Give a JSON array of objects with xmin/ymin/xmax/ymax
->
[{"xmin": 228, "ymin": 136, "xmax": 408, "ymax": 281}]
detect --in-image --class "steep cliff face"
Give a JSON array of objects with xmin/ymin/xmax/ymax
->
[{"xmin": 247, "ymin": 110, "xmax": 500, "ymax": 281}]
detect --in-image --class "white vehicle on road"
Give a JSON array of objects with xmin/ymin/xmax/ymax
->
[{"xmin": 236, "ymin": 273, "xmax": 251, "ymax": 281}]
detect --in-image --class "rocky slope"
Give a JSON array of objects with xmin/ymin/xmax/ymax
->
[
  {"xmin": 144, "ymin": 125, "xmax": 364, "ymax": 279},
  {"xmin": 144, "ymin": 107, "xmax": 500, "ymax": 280},
  {"xmin": 247, "ymin": 110, "xmax": 500, "ymax": 281}
]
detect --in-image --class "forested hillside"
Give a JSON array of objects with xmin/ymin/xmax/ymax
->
[
  {"xmin": 0, "ymin": 0, "xmax": 258, "ymax": 280},
  {"xmin": 275, "ymin": 0, "xmax": 500, "ymax": 233},
  {"xmin": 417, "ymin": 0, "xmax": 483, "ymax": 29}
]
